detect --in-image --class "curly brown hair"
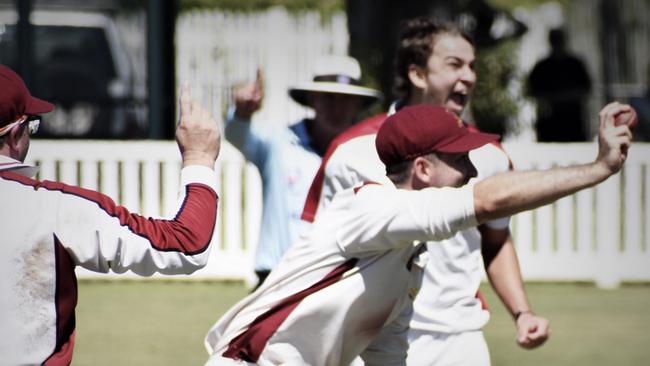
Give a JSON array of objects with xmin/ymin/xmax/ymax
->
[{"xmin": 393, "ymin": 17, "xmax": 474, "ymax": 101}]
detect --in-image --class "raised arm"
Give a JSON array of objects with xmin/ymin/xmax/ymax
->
[
  {"xmin": 224, "ymin": 68, "xmax": 270, "ymax": 164},
  {"xmin": 233, "ymin": 68, "xmax": 264, "ymax": 121},
  {"xmin": 474, "ymin": 102, "xmax": 633, "ymax": 223},
  {"xmin": 58, "ymin": 84, "xmax": 222, "ymax": 276}
]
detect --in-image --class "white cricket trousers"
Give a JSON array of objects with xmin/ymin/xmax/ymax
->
[{"xmin": 406, "ymin": 329, "xmax": 491, "ymax": 366}]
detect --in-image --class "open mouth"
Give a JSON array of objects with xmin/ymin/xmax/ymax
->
[{"xmin": 449, "ymin": 92, "xmax": 467, "ymax": 107}]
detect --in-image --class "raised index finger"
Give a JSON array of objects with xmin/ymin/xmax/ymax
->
[
  {"xmin": 255, "ymin": 67, "xmax": 264, "ymax": 91},
  {"xmin": 179, "ymin": 83, "xmax": 192, "ymax": 119}
]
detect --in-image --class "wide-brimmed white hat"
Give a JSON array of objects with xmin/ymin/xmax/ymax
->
[{"xmin": 289, "ymin": 55, "xmax": 382, "ymax": 108}]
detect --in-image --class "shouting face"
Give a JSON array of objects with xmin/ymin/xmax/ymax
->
[{"xmin": 410, "ymin": 34, "xmax": 476, "ymax": 116}]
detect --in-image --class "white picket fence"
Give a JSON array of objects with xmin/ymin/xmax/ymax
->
[
  {"xmin": 175, "ymin": 8, "xmax": 349, "ymax": 129},
  {"xmin": 27, "ymin": 141, "xmax": 262, "ymax": 285},
  {"xmin": 505, "ymin": 143, "xmax": 650, "ymax": 288},
  {"xmin": 26, "ymin": 141, "xmax": 650, "ymax": 287}
]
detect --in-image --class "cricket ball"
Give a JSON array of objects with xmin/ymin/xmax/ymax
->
[{"xmin": 614, "ymin": 107, "xmax": 638, "ymax": 130}]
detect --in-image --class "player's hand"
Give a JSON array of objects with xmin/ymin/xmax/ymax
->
[
  {"xmin": 515, "ymin": 312, "xmax": 550, "ymax": 349},
  {"xmin": 233, "ymin": 68, "xmax": 264, "ymax": 120},
  {"xmin": 176, "ymin": 83, "xmax": 221, "ymax": 169},
  {"xmin": 596, "ymin": 102, "xmax": 633, "ymax": 175}
]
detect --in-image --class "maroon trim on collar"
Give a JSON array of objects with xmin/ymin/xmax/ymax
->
[{"xmin": 301, "ymin": 113, "xmax": 388, "ymax": 222}]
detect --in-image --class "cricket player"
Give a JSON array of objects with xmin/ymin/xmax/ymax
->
[
  {"xmin": 0, "ymin": 64, "xmax": 221, "ymax": 365},
  {"xmin": 204, "ymin": 102, "xmax": 632, "ymax": 365},
  {"xmin": 301, "ymin": 18, "xmax": 549, "ymax": 365}
]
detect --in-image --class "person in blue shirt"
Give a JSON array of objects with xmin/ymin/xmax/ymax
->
[{"xmin": 226, "ymin": 55, "xmax": 381, "ymax": 287}]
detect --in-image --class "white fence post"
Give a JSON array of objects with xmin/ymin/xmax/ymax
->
[
  {"xmin": 504, "ymin": 143, "xmax": 650, "ymax": 287},
  {"xmin": 594, "ymin": 174, "xmax": 622, "ymax": 288}
]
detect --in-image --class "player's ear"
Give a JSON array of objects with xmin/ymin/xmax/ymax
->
[
  {"xmin": 3, "ymin": 121, "xmax": 28, "ymax": 161},
  {"xmin": 408, "ymin": 64, "xmax": 428, "ymax": 91},
  {"xmin": 412, "ymin": 156, "xmax": 434, "ymax": 186},
  {"xmin": 6, "ymin": 122, "xmax": 26, "ymax": 147}
]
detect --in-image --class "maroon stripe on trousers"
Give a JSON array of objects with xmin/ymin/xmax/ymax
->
[
  {"xmin": 1, "ymin": 171, "xmax": 218, "ymax": 255},
  {"xmin": 223, "ymin": 258, "xmax": 359, "ymax": 362},
  {"xmin": 301, "ymin": 113, "xmax": 387, "ymax": 222},
  {"xmin": 44, "ymin": 235, "xmax": 78, "ymax": 366}
]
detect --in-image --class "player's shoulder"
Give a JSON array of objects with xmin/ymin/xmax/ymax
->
[
  {"xmin": 322, "ymin": 113, "xmax": 387, "ymax": 169},
  {"xmin": 324, "ymin": 133, "xmax": 383, "ymax": 181},
  {"xmin": 466, "ymin": 124, "xmax": 512, "ymax": 173},
  {"xmin": 353, "ymin": 181, "xmax": 383, "ymax": 194},
  {"xmin": 465, "ymin": 124, "xmax": 507, "ymax": 154},
  {"xmin": 330, "ymin": 113, "xmax": 387, "ymax": 148}
]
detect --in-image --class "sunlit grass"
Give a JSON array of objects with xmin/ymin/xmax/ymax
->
[{"xmin": 73, "ymin": 280, "xmax": 650, "ymax": 365}]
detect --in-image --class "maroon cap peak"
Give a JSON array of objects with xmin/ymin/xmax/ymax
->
[
  {"xmin": 0, "ymin": 64, "xmax": 54, "ymax": 127},
  {"xmin": 375, "ymin": 104, "xmax": 499, "ymax": 167}
]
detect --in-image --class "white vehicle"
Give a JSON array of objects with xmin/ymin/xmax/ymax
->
[{"xmin": 0, "ymin": 9, "xmax": 146, "ymax": 138}]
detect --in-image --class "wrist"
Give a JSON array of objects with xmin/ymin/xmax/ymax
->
[
  {"xmin": 590, "ymin": 160, "xmax": 614, "ymax": 183},
  {"xmin": 182, "ymin": 153, "xmax": 217, "ymax": 169},
  {"xmin": 233, "ymin": 108, "xmax": 253, "ymax": 121},
  {"xmin": 513, "ymin": 310, "xmax": 534, "ymax": 322}
]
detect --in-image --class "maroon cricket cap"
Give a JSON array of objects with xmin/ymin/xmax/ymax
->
[
  {"xmin": 375, "ymin": 104, "xmax": 499, "ymax": 166},
  {"xmin": 0, "ymin": 64, "xmax": 54, "ymax": 127}
]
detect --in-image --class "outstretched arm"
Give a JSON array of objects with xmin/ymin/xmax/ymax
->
[
  {"xmin": 60, "ymin": 84, "xmax": 222, "ymax": 275},
  {"xmin": 474, "ymin": 102, "xmax": 633, "ymax": 223},
  {"xmin": 473, "ymin": 102, "xmax": 631, "ymax": 349}
]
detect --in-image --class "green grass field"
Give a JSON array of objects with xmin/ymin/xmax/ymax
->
[{"xmin": 73, "ymin": 281, "xmax": 650, "ymax": 365}]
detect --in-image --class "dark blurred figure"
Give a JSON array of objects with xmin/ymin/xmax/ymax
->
[
  {"xmin": 528, "ymin": 28, "xmax": 592, "ymax": 142},
  {"xmin": 629, "ymin": 64, "xmax": 650, "ymax": 141}
]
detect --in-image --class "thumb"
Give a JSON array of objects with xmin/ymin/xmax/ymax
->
[{"xmin": 517, "ymin": 322, "xmax": 535, "ymax": 342}]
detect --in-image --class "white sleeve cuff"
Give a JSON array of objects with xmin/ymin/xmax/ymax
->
[
  {"xmin": 484, "ymin": 216, "xmax": 510, "ymax": 229},
  {"xmin": 180, "ymin": 165, "xmax": 218, "ymax": 192}
]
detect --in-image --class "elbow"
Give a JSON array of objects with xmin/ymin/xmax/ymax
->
[
  {"xmin": 473, "ymin": 190, "xmax": 504, "ymax": 224},
  {"xmin": 180, "ymin": 255, "xmax": 210, "ymax": 274}
]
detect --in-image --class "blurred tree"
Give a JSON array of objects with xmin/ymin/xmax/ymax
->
[{"xmin": 470, "ymin": 40, "xmax": 520, "ymax": 136}]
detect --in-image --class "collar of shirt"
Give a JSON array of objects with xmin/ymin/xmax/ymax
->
[
  {"xmin": 388, "ymin": 100, "xmax": 407, "ymax": 116},
  {"xmin": 0, "ymin": 155, "xmax": 38, "ymax": 177}
]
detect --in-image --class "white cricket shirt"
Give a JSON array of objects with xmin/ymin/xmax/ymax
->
[
  {"xmin": 0, "ymin": 155, "xmax": 218, "ymax": 365},
  {"xmin": 300, "ymin": 113, "xmax": 512, "ymax": 335},
  {"xmin": 205, "ymin": 182, "xmax": 477, "ymax": 365}
]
